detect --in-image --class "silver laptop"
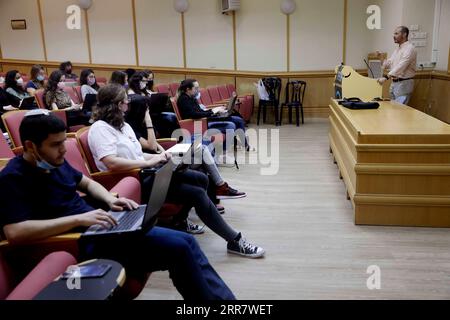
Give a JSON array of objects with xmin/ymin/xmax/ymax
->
[{"xmin": 82, "ymin": 162, "xmax": 173, "ymax": 237}]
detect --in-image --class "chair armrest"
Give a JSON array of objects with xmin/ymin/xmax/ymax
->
[
  {"xmin": 157, "ymin": 138, "xmax": 177, "ymax": 150},
  {"xmin": 0, "ymin": 233, "xmax": 82, "ymax": 250},
  {"xmin": 0, "ymin": 158, "xmax": 10, "ymax": 168},
  {"xmin": 67, "ymin": 133, "xmax": 77, "ymax": 139},
  {"xmin": 205, "ymin": 103, "xmax": 226, "ymax": 109},
  {"xmin": 91, "ymin": 169, "xmax": 141, "ymax": 191}
]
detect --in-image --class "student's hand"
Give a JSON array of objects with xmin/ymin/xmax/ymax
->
[
  {"xmin": 377, "ymin": 77, "xmax": 387, "ymax": 85},
  {"xmin": 72, "ymin": 104, "xmax": 82, "ymax": 111},
  {"xmin": 109, "ymin": 197, "xmax": 140, "ymax": 212},
  {"xmin": 3, "ymin": 105, "xmax": 18, "ymax": 111},
  {"xmin": 77, "ymin": 209, "xmax": 118, "ymax": 228},
  {"xmin": 212, "ymin": 107, "xmax": 226, "ymax": 114},
  {"xmin": 161, "ymin": 151, "xmax": 172, "ymax": 162},
  {"xmin": 144, "ymin": 109, "xmax": 153, "ymax": 126}
]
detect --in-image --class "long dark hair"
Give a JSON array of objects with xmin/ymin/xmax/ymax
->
[
  {"xmin": 110, "ymin": 71, "xmax": 127, "ymax": 86},
  {"xmin": 80, "ymin": 69, "xmax": 100, "ymax": 90},
  {"xmin": 125, "ymin": 95, "xmax": 148, "ymax": 133},
  {"xmin": 5, "ymin": 70, "xmax": 26, "ymax": 94},
  {"xmin": 44, "ymin": 70, "xmax": 64, "ymax": 95},
  {"xmin": 93, "ymin": 84, "xmax": 127, "ymax": 131},
  {"xmin": 178, "ymin": 79, "xmax": 197, "ymax": 95},
  {"xmin": 128, "ymin": 72, "xmax": 149, "ymax": 96},
  {"xmin": 142, "ymin": 70, "xmax": 154, "ymax": 92}
]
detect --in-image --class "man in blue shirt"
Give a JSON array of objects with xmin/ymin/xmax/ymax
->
[{"xmin": 0, "ymin": 109, "xmax": 235, "ymax": 300}]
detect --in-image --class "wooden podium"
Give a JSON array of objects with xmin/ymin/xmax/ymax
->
[
  {"xmin": 334, "ymin": 65, "xmax": 382, "ymax": 101},
  {"xmin": 330, "ymin": 66, "xmax": 450, "ymax": 228}
]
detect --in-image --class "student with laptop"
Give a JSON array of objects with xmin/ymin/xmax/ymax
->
[
  {"xmin": 80, "ymin": 69, "xmax": 100, "ymax": 101},
  {"xmin": 88, "ymin": 84, "xmax": 265, "ymax": 258},
  {"xmin": 0, "ymin": 109, "xmax": 236, "ymax": 300},
  {"xmin": 4, "ymin": 70, "xmax": 38, "ymax": 110},
  {"xmin": 126, "ymin": 95, "xmax": 247, "ymax": 201},
  {"xmin": 177, "ymin": 79, "xmax": 252, "ymax": 152}
]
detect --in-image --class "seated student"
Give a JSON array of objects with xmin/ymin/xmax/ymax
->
[
  {"xmin": 110, "ymin": 70, "xmax": 128, "ymax": 88},
  {"xmin": 0, "ymin": 109, "xmax": 236, "ymax": 300},
  {"xmin": 177, "ymin": 79, "xmax": 250, "ymax": 151},
  {"xmin": 0, "ymin": 87, "xmax": 18, "ymax": 113},
  {"xmin": 88, "ymin": 84, "xmax": 265, "ymax": 258},
  {"xmin": 59, "ymin": 61, "xmax": 78, "ymax": 81},
  {"xmin": 26, "ymin": 65, "xmax": 46, "ymax": 96},
  {"xmin": 44, "ymin": 70, "xmax": 91, "ymax": 127},
  {"xmin": 80, "ymin": 69, "xmax": 100, "ymax": 101},
  {"xmin": 128, "ymin": 71, "xmax": 179, "ymax": 139},
  {"xmin": 4, "ymin": 70, "xmax": 37, "ymax": 110},
  {"xmin": 126, "ymin": 95, "xmax": 246, "ymax": 201}
]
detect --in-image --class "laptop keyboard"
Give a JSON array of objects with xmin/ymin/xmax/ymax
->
[{"xmin": 108, "ymin": 207, "xmax": 145, "ymax": 232}]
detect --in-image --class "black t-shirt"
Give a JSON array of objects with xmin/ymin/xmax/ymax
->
[{"xmin": 0, "ymin": 156, "xmax": 94, "ymax": 237}]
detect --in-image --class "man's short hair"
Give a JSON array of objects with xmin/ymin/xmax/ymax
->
[
  {"xmin": 19, "ymin": 111, "xmax": 67, "ymax": 148},
  {"xmin": 398, "ymin": 26, "xmax": 410, "ymax": 38}
]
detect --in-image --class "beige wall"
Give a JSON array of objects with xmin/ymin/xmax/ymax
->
[
  {"xmin": 135, "ymin": 0, "xmax": 184, "ymax": 68},
  {"xmin": 436, "ymin": 0, "xmax": 450, "ymax": 71},
  {"xmin": 0, "ymin": 0, "xmax": 449, "ymax": 73},
  {"xmin": 0, "ymin": 0, "xmax": 45, "ymax": 61},
  {"xmin": 88, "ymin": 0, "xmax": 136, "ymax": 65},
  {"xmin": 41, "ymin": 0, "xmax": 90, "ymax": 63},
  {"xmin": 185, "ymin": 0, "xmax": 234, "ymax": 70},
  {"xmin": 235, "ymin": 0, "xmax": 286, "ymax": 71}
]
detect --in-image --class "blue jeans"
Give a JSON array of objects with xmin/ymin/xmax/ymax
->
[
  {"xmin": 81, "ymin": 227, "xmax": 236, "ymax": 300},
  {"xmin": 209, "ymin": 116, "xmax": 248, "ymax": 148}
]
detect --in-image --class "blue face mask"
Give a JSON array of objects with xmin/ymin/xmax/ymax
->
[
  {"xmin": 37, "ymin": 75, "xmax": 45, "ymax": 82},
  {"xmin": 36, "ymin": 159, "xmax": 58, "ymax": 171}
]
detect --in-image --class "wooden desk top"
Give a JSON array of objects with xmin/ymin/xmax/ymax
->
[{"xmin": 331, "ymin": 99, "xmax": 450, "ymax": 144}]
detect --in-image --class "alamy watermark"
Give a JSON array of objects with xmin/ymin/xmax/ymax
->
[{"xmin": 366, "ymin": 265, "xmax": 381, "ymax": 290}]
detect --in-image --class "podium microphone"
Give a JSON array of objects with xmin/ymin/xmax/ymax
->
[{"xmin": 364, "ymin": 59, "xmax": 375, "ymax": 78}]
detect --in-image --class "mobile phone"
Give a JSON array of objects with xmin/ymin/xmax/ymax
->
[{"xmin": 60, "ymin": 264, "xmax": 112, "ymax": 279}]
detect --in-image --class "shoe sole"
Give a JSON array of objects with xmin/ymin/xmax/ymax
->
[
  {"xmin": 216, "ymin": 194, "xmax": 247, "ymax": 200},
  {"xmin": 187, "ymin": 227, "xmax": 206, "ymax": 235},
  {"xmin": 227, "ymin": 249, "xmax": 265, "ymax": 259}
]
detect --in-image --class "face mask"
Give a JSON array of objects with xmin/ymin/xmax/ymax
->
[
  {"xmin": 57, "ymin": 82, "xmax": 65, "ymax": 90},
  {"xmin": 195, "ymin": 92, "xmax": 201, "ymax": 100},
  {"xmin": 88, "ymin": 78, "xmax": 96, "ymax": 86},
  {"xmin": 37, "ymin": 75, "xmax": 45, "ymax": 82},
  {"xmin": 140, "ymin": 82, "xmax": 147, "ymax": 90},
  {"xmin": 16, "ymin": 78, "xmax": 24, "ymax": 86},
  {"xmin": 66, "ymin": 69, "xmax": 72, "ymax": 74},
  {"xmin": 34, "ymin": 148, "xmax": 58, "ymax": 171}
]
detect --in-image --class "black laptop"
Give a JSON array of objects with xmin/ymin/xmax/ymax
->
[
  {"xmin": 148, "ymin": 93, "xmax": 169, "ymax": 114},
  {"xmin": 211, "ymin": 95, "xmax": 238, "ymax": 118},
  {"xmin": 83, "ymin": 94, "xmax": 98, "ymax": 112},
  {"xmin": 19, "ymin": 97, "xmax": 37, "ymax": 110},
  {"xmin": 82, "ymin": 162, "xmax": 173, "ymax": 237}
]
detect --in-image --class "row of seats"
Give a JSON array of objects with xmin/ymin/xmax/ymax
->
[{"xmin": 155, "ymin": 83, "xmax": 254, "ymax": 123}]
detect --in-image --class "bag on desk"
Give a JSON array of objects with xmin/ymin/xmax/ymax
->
[{"xmin": 339, "ymin": 98, "xmax": 380, "ymax": 110}]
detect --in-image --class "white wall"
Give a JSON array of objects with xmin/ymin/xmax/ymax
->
[
  {"xmin": 235, "ymin": 0, "xmax": 287, "ymax": 71},
  {"xmin": 291, "ymin": 0, "xmax": 344, "ymax": 71},
  {"xmin": 346, "ymin": 0, "xmax": 375, "ymax": 69},
  {"xmin": 87, "ymin": 0, "xmax": 136, "ymax": 65},
  {"xmin": 135, "ymin": 0, "xmax": 183, "ymax": 68},
  {"xmin": 1, "ymin": 0, "xmax": 448, "ymax": 72},
  {"xmin": 436, "ymin": 0, "xmax": 450, "ymax": 71},
  {"xmin": 0, "ymin": 0, "xmax": 45, "ymax": 60},
  {"xmin": 41, "ymin": 0, "xmax": 89, "ymax": 63},
  {"xmin": 184, "ymin": 0, "xmax": 234, "ymax": 70}
]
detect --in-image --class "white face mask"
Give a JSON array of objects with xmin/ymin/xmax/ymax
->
[
  {"xmin": 16, "ymin": 78, "xmax": 24, "ymax": 86},
  {"xmin": 195, "ymin": 92, "xmax": 201, "ymax": 100},
  {"xmin": 140, "ymin": 82, "xmax": 147, "ymax": 90}
]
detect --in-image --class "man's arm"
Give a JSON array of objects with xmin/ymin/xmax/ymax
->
[
  {"xmin": 3, "ymin": 209, "xmax": 118, "ymax": 245},
  {"xmin": 388, "ymin": 48, "xmax": 417, "ymax": 78},
  {"xmin": 77, "ymin": 175, "xmax": 139, "ymax": 211}
]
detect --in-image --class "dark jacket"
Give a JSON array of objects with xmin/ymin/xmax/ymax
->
[{"xmin": 177, "ymin": 92, "xmax": 213, "ymax": 120}]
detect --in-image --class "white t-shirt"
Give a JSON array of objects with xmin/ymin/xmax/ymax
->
[{"xmin": 88, "ymin": 120, "xmax": 145, "ymax": 172}]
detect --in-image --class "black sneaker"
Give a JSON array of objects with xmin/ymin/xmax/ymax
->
[
  {"xmin": 174, "ymin": 219, "xmax": 206, "ymax": 235},
  {"xmin": 227, "ymin": 233, "xmax": 265, "ymax": 258}
]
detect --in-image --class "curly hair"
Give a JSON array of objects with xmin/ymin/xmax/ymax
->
[{"xmin": 93, "ymin": 84, "xmax": 127, "ymax": 131}]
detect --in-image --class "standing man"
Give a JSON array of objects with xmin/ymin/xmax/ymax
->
[{"xmin": 377, "ymin": 26, "xmax": 417, "ymax": 105}]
